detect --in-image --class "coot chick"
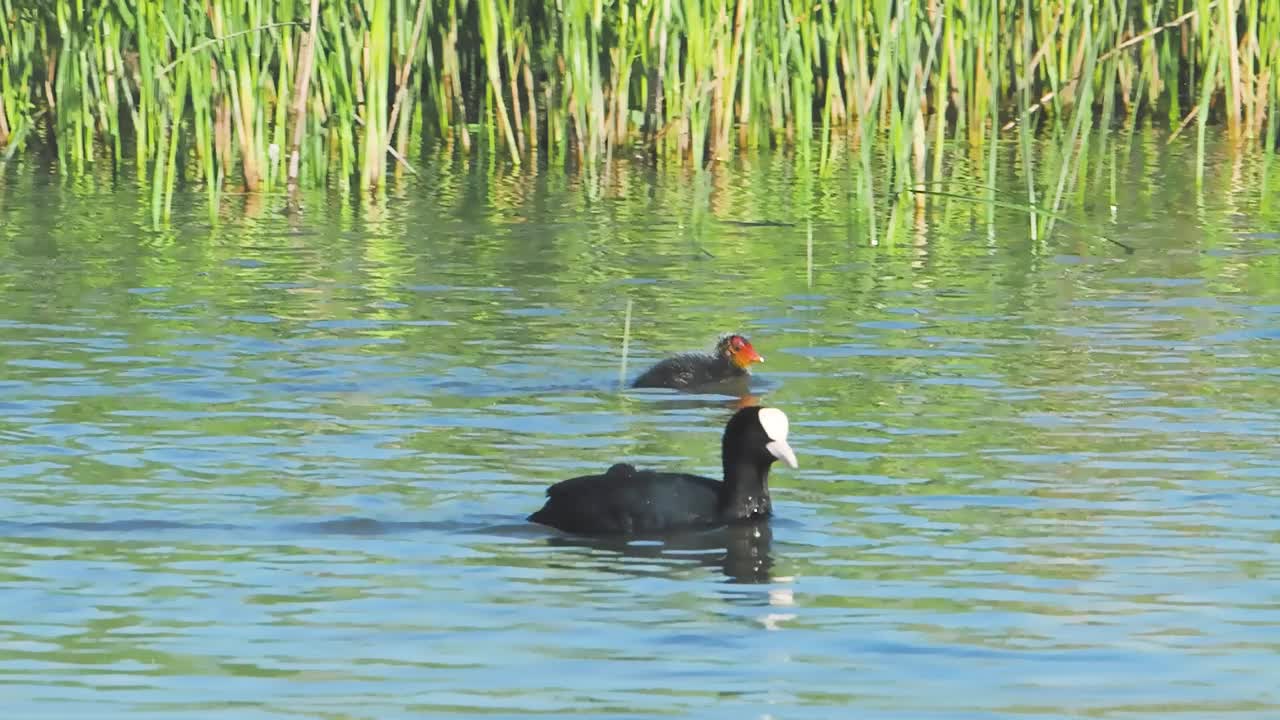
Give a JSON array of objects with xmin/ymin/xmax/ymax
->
[
  {"xmin": 528, "ymin": 406, "xmax": 798, "ymax": 535},
  {"xmin": 632, "ymin": 333, "xmax": 763, "ymax": 391}
]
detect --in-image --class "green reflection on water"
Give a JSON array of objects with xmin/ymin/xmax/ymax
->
[{"xmin": 2, "ymin": 133, "xmax": 1280, "ymax": 717}]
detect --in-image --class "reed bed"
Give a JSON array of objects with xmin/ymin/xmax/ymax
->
[{"xmin": 1, "ymin": 0, "xmax": 1277, "ymax": 225}]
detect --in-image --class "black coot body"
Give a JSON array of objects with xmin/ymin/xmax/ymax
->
[
  {"xmin": 528, "ymin": 406, "xmax": 797, "ymax": 535},
  {"xmin": 632, "ymin": 334, "xmax": 763, "ymax": 392}
]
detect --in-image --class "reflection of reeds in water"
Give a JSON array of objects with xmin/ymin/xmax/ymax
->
[{"xmin": 0, "ymin": 0, "xmax": 1275, "ymax": 228}]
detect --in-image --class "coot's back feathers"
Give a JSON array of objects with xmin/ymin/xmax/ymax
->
[{"xmin": 528, "ymin": 466, "xmax": 722, "ymax": 535}]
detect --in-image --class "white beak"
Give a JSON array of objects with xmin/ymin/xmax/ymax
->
[{"xmin": 766, "ymin": 439, "xmax": 798, "ymax": 469}]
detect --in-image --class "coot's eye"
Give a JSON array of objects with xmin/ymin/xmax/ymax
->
[{"xmin": 731, "ymin": 337, "xmax": 743, "ymax": 350}]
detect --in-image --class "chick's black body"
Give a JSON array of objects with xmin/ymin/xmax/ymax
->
[
  {"xmin": 631, "ymin": 334, "xmax": 761, "ymax": 392},
  {"xmin": 631, "ymin": 352, "xmax": 746, "ymax": 391},
  {"xmin": 528, "ymin": 406, "xmax": 794, "ymax": 535}
]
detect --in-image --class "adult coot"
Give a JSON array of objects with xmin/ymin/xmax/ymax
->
[
  {"xmin": 528, "ymin": 406, "xmax": 798, "ymax": 535},
  {"xmin": 632, "ymin": 333, "xmax": 763, "ymax": 391}
]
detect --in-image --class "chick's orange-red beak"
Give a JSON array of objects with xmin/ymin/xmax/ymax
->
[{"xmin": 731, "ymin": 342, "xmax": 764, "ymax": 368}]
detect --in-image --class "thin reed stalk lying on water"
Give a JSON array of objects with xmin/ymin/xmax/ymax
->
[
  {"xmin": 618, "ymin": 297, "xmax": 633, "ymax": 388},
  {"xmin": 0, "ymin": 0, "xmax": 1276, "ymax": 221}
]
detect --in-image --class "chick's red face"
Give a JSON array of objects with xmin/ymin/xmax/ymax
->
[{"xmin": 725, "ymin": 335, "xmax": 764, "ymax": 368}]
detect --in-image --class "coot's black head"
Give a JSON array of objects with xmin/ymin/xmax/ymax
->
[
  {"xmin": 714, "ymin": 334, "xmax": 764, "ymax": 370},
  {"xmin": 722, "ymin": 406, "xmax": 798, "ymax": 470}
]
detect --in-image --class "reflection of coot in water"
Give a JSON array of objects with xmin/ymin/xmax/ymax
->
[
  {"xmin": 632, "ymin": 334, "xmax": 763, "ymax": 393},
  {"xmin": 548, "ymin": 521, "xmax": 775, "ymax": 584},
  {"xmin": 528, "ymin": 406, "xmax": 798, "ymax": 534}
]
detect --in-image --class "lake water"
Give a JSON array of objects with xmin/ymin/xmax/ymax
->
[{"xmin": 2, "ymin": 140, "xmax": 1279, "ymax": 718}]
